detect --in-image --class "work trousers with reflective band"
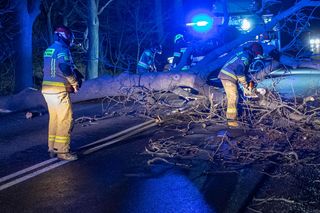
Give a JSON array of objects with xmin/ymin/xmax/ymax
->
[
  {"xmin": 221, "ymin": 79, "xmax": 239, "ymax": 121},
  {"xmin": 42, "ymin": 91, "xmax": 73, "ymax": 153}
]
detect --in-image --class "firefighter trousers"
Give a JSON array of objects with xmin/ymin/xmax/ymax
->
[
  {"xmin": 221, "ymin": 79, "xmax": 239, "ymax": 124},
  {"xmin": 42, "ymin": 90, "xmax": 73, "ymax": 153}
]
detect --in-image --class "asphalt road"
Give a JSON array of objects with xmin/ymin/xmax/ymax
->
[{"xmin": 0, "ymin": 100, "xmax": 215, "ymax": 213}]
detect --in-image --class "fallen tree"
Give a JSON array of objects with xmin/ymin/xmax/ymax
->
[{"xmin": 0, "ymin": 72, "xmax": 223, "ymax": 112}]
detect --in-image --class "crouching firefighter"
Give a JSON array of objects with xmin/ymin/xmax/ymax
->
[
  {"xmin": 218, "ymin": 42, "xmax": 263, "ymax": 127},
  {"xmin": 41, "ymin": 25, "xmax": 83, "ymax": 160}
]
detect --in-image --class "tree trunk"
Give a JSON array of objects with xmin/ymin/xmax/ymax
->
[
  {"xmin": 46, "ymin": 1, "xmax": 55, "ymax": 44},
  {"xmin": 14, "ymin": 0, "xmax": 40, "ymax": 93},
  {"xmin": 87, "ymin": 0, "xmax": 99, "ymax": 79},
  {"xmin": 0, "ymin": 72, "xmax": 223, "ymax": 112}
]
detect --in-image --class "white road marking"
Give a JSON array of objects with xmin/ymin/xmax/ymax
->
[
  {"xmin": 0, "ymin": 160, "xmax": 69, "ymax": 191},
  {"xmin": 0, "ymin": 119, "xmax": 159, "ymax": 191},
  {"xmin": 0, "ymin": 158, "xmax": 58, "ymax": 184}
]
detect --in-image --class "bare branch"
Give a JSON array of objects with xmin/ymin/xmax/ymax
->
[{"xmin": 98, "ymin": 0, "xmax": 114, "ymax": 15}]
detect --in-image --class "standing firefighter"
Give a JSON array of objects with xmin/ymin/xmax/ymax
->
[
  {"xmin": 42, "ymin": 25, "xmax": 82, "ymax": 161},
  {"xmin": 218, "ymin": 42, "xmax": 263, "ymax": 127},
  {"xmin": 137, "ymin": 44, "xmax": 162, "ymax": 74},
  {"xmin": 172, "ymin": 34, "xmax": 192, "ymax": 71}
]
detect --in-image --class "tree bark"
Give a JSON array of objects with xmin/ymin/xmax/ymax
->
[{"xmin": 87, "ymin": 0, "xmax": 99, "ymax": 79}]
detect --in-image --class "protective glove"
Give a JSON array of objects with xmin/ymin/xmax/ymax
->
[
  {"xmin": 72, "ymin": 84, "xmax": 79, "ymax": 93},
  {"xmin": 73, "ymin": 69, "xmax": 84, "ymax": 88}
]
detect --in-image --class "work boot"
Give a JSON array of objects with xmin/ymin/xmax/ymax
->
[
  {"xmin": 48, "ymin": 149, "xmax": 57, "ymax": 158},
  {"xmin": 57, "ymin": 152, "xmax": 78, "ymax": 161},
  {"xmin": 227, "ymin": 120, "xmax": 239, "ymax": 128}
]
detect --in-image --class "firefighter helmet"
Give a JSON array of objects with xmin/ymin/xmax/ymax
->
[
  {"xmin": 174, "ymin": 34, "xmax": 184, "ymax": 43},
  {"xmin": 152, "ymin": 44, "xmax": 162, "ymax": 54},
  {"xmin": 248, "ymin": 42, "xmax": 263, "ymax": 58},
  {"xmin": 54, "ymin": 25, "xmax": 74, "ymax": 47}
]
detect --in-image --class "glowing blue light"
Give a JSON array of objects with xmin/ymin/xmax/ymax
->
[
  {"xmin": 186, "ymin": 21, "xmax": 209, "ymax": 27},
  {"xmin": 196, "ymin": 21, "xmax": 209, "ymax": 27},
  {"xmin": 241, "ymin": 19, "xmax": 251, "ymax": 31},
  {"xmin": 187, "ymin": 13, "xmax": 213, "ymax": 33}
]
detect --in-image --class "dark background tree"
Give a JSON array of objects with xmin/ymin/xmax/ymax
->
[
  {"xmin": 13, "ymin": 0, "xmax": 40, "ymax": 92},
  {"xmin": 0, "ymin": 0, "xmax": 17, "ymax": 95}
]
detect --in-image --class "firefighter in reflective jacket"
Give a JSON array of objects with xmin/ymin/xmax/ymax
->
[
  {"xmin": 218, "ymin": 42, "xmax": 263, "ymax": 127},
  {"xmin": 137, "ymin": 44, "xmax": 162, "ymax": 74},
  {"xmin": 41, "ymin": 25, "xmax": 80, "ymax": 161},
  {"xmin": 172, "ymin": 34, "xmax": 192, "ymax": 71}
]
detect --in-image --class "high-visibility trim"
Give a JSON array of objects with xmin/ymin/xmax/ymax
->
[
  {"xmin": 55, "ymin": 136, "xmax": 70, "ymax": 143},
  {"xmin": 48, "ymin": 137, "xmax": 55, "ymax": 142},
  {"xmin": 227, "ymin": 107, "xmax": 237, "ymax": 113},
  {"xmin": 55, "ymin": 139, "xmax": 69, "ymax": 143},
  {"xmin": 240, "ymin": 57, "xmax": 249, "ymax": 65},
  {"xmin": 181, "ymin": 65, "xmax": 190, "ymax": 71},
  {"xmin": 57, "ymin": 53, "xmax": 69, "ymax": 61},
  {"xmin": 137, "ymin": 61, "xmax": 149, "ymax": 69},
  {"xmin": 42, "ymin": 81, "xmax": 65, "ymax": 87},
  {"xmin": 236, "ymin": 51, "xmax": 244, "ymax": 56},
  {"xmin": 55, "ymin": 136, "xmax": 69, "ymax": 139},
  {"xmin": 174, "ymin": 52, "xmax": 181, "ymax": 57},
  {"xmin": 180, "ymin": 47, "xmax": 187, "ymax": 53},
  {"xmin": 44, "ymin": 48, "xmax": 55, "ymax": 57},
  {"xmin": 192, "ymin": 56, "xmax": 204, "ymax": 62},
  {"xmin": 50, "ymin": 58, "xmax": 56, "ymax": 77},
  {"xmin": 221, "ymin": 69, "xmax": 237, "ymax": 80},
  {"xmin": 57, "ymin": 53, "xmax": 67, "ymax": 58}
]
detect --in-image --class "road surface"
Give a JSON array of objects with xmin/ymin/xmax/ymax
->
[{"xmin": 0, "ymin": 100, "xmax": 216, "ymax": 213}]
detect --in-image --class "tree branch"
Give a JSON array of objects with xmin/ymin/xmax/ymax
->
[{"xmin": 98, "ymin": 0, "xmax": 114, "ymax": 15}]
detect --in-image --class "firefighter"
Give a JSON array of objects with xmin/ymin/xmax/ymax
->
[
  {"xmin": 137, "ymin": 44, "xmax": 162, "ymax": 74},
  {"xmin": 218, "ymin": 42, "xmax": 263, "ymax": 127},
  {"xmin": 41, "ymin": 25, "xmax": 81, "ymax": 161},
  {"xmin": 172, "ymin": 34, "xmax": 192, "ymax": 71}
]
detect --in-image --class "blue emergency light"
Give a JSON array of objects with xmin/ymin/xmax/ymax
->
[
  {"xmin": 186, "ymin": 13, "xmax": 213, "ymax": 33},
  {"xmin": 241, "ymin": 19, "xmax": 251, "ymax": 31}
]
